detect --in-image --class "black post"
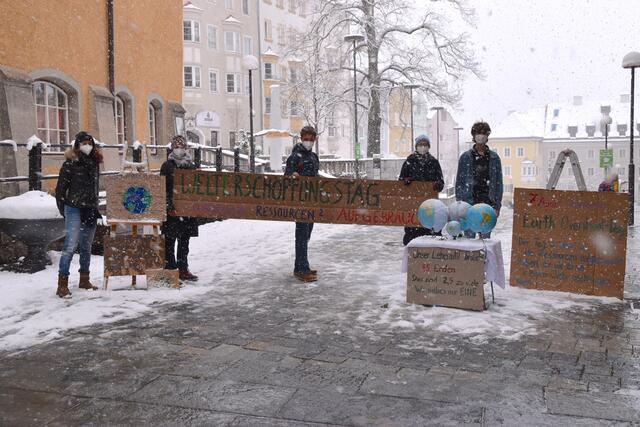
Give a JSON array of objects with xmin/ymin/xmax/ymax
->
[
  {"xmin": 353, "ymin": 40, "xmax": 360, "ymax": 179},
  {"xmin": 132, "ymin": 146, "xmax": 141, "ymax": 163},
  {"xmin": 28, "ymin": 143, "xmax": 42, "ymax": 191},
  {"xmin": 216, "ymin": 146, "xmax": 222, "ymax": 171},
  {"xmin": 194, "ymin": 147, "xmax": 201, "ymax": 168},
  {"xmin": 234, "ymin": 147, "xmax": 240, "ymax": 172},
  {"xmin": 629, "ymin": 67, "xmax": 635, "ymax": 226},
  {"xmin": 248, "ymin": 69, "xmax": 255, "ymax": 173}
]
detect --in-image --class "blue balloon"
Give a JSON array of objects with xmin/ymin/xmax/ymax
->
[{"xmin": 465, "ymin": 203, "xmax": 497, "ymax": 234}]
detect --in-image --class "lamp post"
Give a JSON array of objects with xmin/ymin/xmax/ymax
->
[
  {"xmin": 431, "ymin": 106, "xmax": 444, "ymax": 160},
  {"xmin": 344, "ymin": 33, "xmax": 365, "ymax": 178},
  {"xmin": 404, "ymin": 84, "xmax": 420, "ymax": 144},
  {"xmin": 243, "ymin": 55, "xmax": 259, "ymax": 173},
  {"xmin": 600, "ymin": 109, "xmax": 612, "ymax": 178},
  {"xmin": 622, "ymin": 51, "xmax": 640, "ymax": 225}
]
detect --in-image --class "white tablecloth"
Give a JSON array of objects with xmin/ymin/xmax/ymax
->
[{"xmin": 401, "ymin": 236, "xmax": 506, "ymax": 289}]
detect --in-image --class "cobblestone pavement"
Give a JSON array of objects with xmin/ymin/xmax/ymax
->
[{"xmin": 1, "ymin": 219, "xmax": 639, "ymax": 426}]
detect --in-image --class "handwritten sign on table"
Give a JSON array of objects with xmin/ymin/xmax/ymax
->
[
  {"xmin": 172, "ymin": 170, "xmax": 437, "ymax": 227},
  {"xmin": 406, "ymin": 247, "xmax": 486, "ymax": 311},
  {"xmin": 510, "ymin": 188, "xmax": 628, "ymax": 299}
]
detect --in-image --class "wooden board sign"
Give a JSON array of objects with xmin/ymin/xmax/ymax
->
[
  {"xmin": 103, "ymin": 235, "xmax": 165, "ymax": 277},
  {"xmin": 104, "ymin": 174, "xmax": 166, "ymax": 222},
  {"xmin": 406, "ymin": 247, "xmax": 485, "ymax": 311},
  {"xmin": 172, "ymin": 170, "xmax": 438, "ymax": 227},
  {"xmin": 510, "ymin": 188, "xmax": 628, "ymax": 299}
]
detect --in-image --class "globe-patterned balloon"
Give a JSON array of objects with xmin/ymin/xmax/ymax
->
[
  {"xmin": 443, "ymin": 220, "xmax": 463, "ymax": 239},
  {"xmin": 465, "ymin": 203, "xmax": 497, "ymax": 234},
  {"xmin": 417, "ymin": 198, "xmax": 448, "ymax": 232},
  {"xmin": 123, "ymin": 186, "xmax": 152, "ymax": 214},
  {"xmin": 448, "ymin": 201, "xmax": 472, "ymax": 230}
]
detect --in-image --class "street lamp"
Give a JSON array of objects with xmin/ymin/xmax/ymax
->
[
  {"xmin": 600, "ymin": 106, "xmax": 612, "ymax": 177},
  {"xmin": 403, "ymin": 84, "xmax": 421, "ymax": 144},
  {"xmin": 622, "ymin": 51, "xmax": 640, "ymax": 225},
  {"xmin": 243, "ymin": 54, "xmax": 259, "ymax": 173},
  {"xmin": 431, "ymin": 106, "xmax": 444, "ymax": 160},
  {"xmin": 344, "ymin": 33, "xmax": 365, "ymax": 179}
]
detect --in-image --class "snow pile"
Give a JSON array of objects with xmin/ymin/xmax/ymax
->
[{"xmin": 0, "ymin": 191, "xmax": 62, "ymax": 219}]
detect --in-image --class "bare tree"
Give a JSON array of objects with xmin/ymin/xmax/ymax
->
[{"xmin": 310, "ymin": 0, "xmax": 481, "ymax": 157}]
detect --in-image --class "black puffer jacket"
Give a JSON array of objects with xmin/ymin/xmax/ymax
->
[
  {"xmin": 284, "ymin": 143, "xmax": 319, "ymax": 177},
  {"xmin": 399, "ymin": 152, "xmax": 444, "ymax": 191},
  {"xmin": 160, "ymin": 158, "xmax": 199, "ymax": 238},
  {"xmin": 55, "ymin": 149, "xmax": 100, "ymax": 216}
]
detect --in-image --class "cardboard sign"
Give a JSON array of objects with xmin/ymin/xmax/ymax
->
[
  {"xmin": 104, "ymin": 174, "xmax": 166, "ymax": 222},
  {"xmin": 172, "ymin": 170, "xmax": 438, "ymax": 227},
  {"xmin": 406, "ymin": 247, "xmax": 485, "ymax": 310},
  {"xmin": 510, "ymin": 188, "xmax": 628, "ymax": 299},
  {"xmin": 103, "ymin": 235, "xmax": 165, "ymax": 277}
]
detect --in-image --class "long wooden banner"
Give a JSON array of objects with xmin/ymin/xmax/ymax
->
[{"xmin": 172, "ymin": 170, "xmax": 438, "ymax": 227}]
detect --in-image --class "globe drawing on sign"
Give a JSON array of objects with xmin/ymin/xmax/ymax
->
[
  {"xmin": 417, "ymin": 198, "xmax": 448, "ymax": 232},
  {"xmin": 448, "ymin": 201, "xmax": 472, "ymax": 230},
  {"xmin": 123, "ymin": 186, "xmax": 152, "ymax": 214},
  {"xmin": 465, "ymin": 203, "xmax": 497, "ymax": 234},
  {"xmin": 442, "ymin": 220, "xmax": 463, "ymax": 239}
]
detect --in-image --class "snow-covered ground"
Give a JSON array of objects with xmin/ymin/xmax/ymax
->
[{"xmin": 0, "ymin": 207, "xmax": 628, "ymax": 352}]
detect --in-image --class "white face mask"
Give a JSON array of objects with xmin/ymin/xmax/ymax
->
[
  {"xmin": 416, "ymin": 146, "xmax": 429, "ymax": 155},
  {"xmin": 79, "ymin": 144, "xmax": 93, "ymax": 155},
  {"xmin": 302, "ymin": 140, "xmax": 314, "ymax": 151},
  {"xmin": 474, "ymin": 134, "xmax": 488, "ymax": 145},
  {"xmin": 172, "ymin": 148, "xmax": 186, "ymax": 156}
]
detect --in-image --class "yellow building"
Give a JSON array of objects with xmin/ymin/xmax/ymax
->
[
  {"xmin": 0, "ymin": 0, "xmax": 184, "ymax": 191},
  {"xmin": 387, "ymin": 88, "xmax": 414, "ymax": 158}
]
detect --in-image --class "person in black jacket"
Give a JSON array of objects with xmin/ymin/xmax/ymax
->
[
  {"xmin": 55, "ymin": 131, "xmax": 103, "ymax": 297},
  {"xmin": 399, "ymin": 134, "xmax": 445, "ymax": 245},
  {"xmin": 284, "ymin": 126, "xmax": 320, "ymax": 282},
  {"xmin": 161, "ymin": 135, "xmax": 199, "ymax": 281}
]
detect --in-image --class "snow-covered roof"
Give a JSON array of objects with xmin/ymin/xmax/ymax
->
[
  {"xmin": 493, "ymin": 98, "xmax": 638, "ymax": 140},
  {"xmin": 262, "ymin": 47, "xmax": 280, "ymax": 58}
]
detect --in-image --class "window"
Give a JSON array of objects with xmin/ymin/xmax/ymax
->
[
  {"xmin": 620, "ymin": 148, "xmax": 626, "ymax": 158},
  {"xmin": 521, "ymin": 164, "xmax": 536, "ymax": 177},
  {"xmin": 277, "ymin": 24, "xmax": 286, "ymax": 46},
  {"xmin": 504, "ymin": 147, "xmax": 511, "ymax": 157},
  {"xmin": 148, "ymin": 104, "xmax": 157, "ymax": 152},
  {"xmin": 620, "ymin": 167, "xmax": 626, "ymax": 176},
  {"xmin": 225, "ymin": 0, "xmax": 233, "ymax": 9},
  {"xmin": 299, "ymin": 0, "xmax": 306, "ymax": 16},
  {"xmin": 503, "ymin": 165, "xmax": 512, "ymax": 176},
  {"xmin": 588, "ymin": 167, "xmax": 594, "ymax": 176},
  {"xmin": 264, "ymin": 19, "xmax": 272, "ymax": 41},
  {"xmin": 243, "ymin": 35, "xmax": 252, "ymax": 55},
  {"xmin": 553, "ymin": 108, "xmax": 559, "ymax": 118},
  {"xmin": 209, "ymin": 69, "xmax": 218, "ymax": 92},
  {"xmin": 229, "ymin": 131, "xmax": 237, "ymax": 147},
  {"xmin": 264, "ymin": 63, "xmax": 273, "ymax": 79},
  {"xmin": 33, "ymin": 81, "xmax": 68, "ymax": 148},
  {"xmin": 517, "ymin": 147, "xmax": 524, "ymax": 157},
  {"xmin": 290, "ymin": 68, "xmax": 298, "ymax": 83},
  {"xmin": 207, "ymin": 25, "xmax": 218, "ymax": 49},
  {"xmin": 184, "ymin": 66, "xmax": 201, "ymax": 88},
  {"xmin": 551, "ymin": 123, "xmax": 557, "ymax": 132},
  {"xmin": 588, "ymin": 149, "xmax": 594, "ymax": 159},
  {"xmin": 211, "ymin": 130, "xmax": 218, "ymax": 147},
  {"xmin": 226, "ymin": 73, "xmax": 241, "ymax": 93},
  {"xmin": 183, "ymin": 20, "xmax": 200, "ymax": 42},
  {"xmin": 114, "ymin": 96, "xmax": 125, "ymax": 146},
  {"xmin": 288, "ymin": 28, "xmax": 297, "ymax": 46},
  {"xmin": 290, "ymin": 100, "xmax": 302, "ymax": 116},
  {"xmin": 224, "ymin": 31, "xmax": 241, "ymax": 53},
  {"xmin": 242, "ymin": 0, "xmax": 249, "ymax": 14},
  {"xmin": 288, "ymin": 0, "xmax": 296, "ymax": 13},
  {"xmin": 265, "ymin": 96, "xmax": 271, "ymax": 114}
]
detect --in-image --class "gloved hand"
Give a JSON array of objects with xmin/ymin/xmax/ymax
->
[
  {"xmin": 168, "ymin": 209, "xmax": 177, "ymax": 217},
  {"xmin": 403, "ymin": 177, "xmax": 412, "ymax": 186}
]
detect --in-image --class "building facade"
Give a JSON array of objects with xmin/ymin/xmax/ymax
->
[{"xmin": 0, "ymin": 0, "xmax": 184, "ymax": 193}]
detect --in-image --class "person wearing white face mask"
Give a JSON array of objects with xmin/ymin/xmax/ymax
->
[
  {"xmin": 160, "ymin": 135, "xmax": 200, "ymax": 282},
  {"xmin": 455, "ymin": 121, "xmax": 503, "ymax": 238},
  {"xmin": 55, "ymin": 131, "xmax": 104, "ymax": 297},
  {"xmin": 285, "ymin": 126, "xmax": 320, "ymax": 282},
  {"xmin": 399, "ymin": 134, "xmax": 445, "ymax": 245}
]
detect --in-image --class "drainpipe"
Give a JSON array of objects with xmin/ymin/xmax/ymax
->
[{"xmin": 107, "ymin": 0, "xmax": 115, "ymax": 95}]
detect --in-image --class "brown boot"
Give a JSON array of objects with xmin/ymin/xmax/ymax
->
[
  {"xmin": 79, "ymin": 272, "xmax": 98, "ymax": 290},
  {"xmin": 294, "ymin": 271, "xmax": 317, "ymax": 282},
  {"xmin": 56, "ymin": 274, "xmax": 72, "ymax": 298},
  {"xmin": 179, "ymin": 268, "xmax": 199, "ymax": 282}
]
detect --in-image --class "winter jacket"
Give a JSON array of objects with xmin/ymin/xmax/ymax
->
[
  {"xmin": 160, "ymin": 158, "xmax": 199, "ymax": 239},
  {"xmin": 455, "ymin": 147, "xmax": 503, "ymax": 210},
  {"xmin": 55, "ymin": 148, "xmax": 100, "ymax": 216},
  {"xmin": 284, "ymin": 143, "xmax": 319, "ymax": 177},
  {"xmin": 398, "ymin": 152, "xmax": 445, "ymax": 191}
]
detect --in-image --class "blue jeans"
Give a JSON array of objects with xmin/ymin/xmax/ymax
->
[
  {"xmin": 58, "ymin": 205, "xmax": 97, "ymax": 276},
  {"xmin": 294, "ymin": 222, "xmax": 314, "ymax": 273}
]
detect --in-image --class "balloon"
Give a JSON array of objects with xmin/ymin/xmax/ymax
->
[
  {"xmin": 417, "ymin": 198, "xmax": 448, "ymax": 232},
  {"xmin": 442, "ymin": 220, "xmax": 463, "ymax": 239},
  {"xmin": 448, "ymin": 201, "xmax": 472, "ymax": 230},
  {"xmin": 465, "ymin": 203, "xmax": 498, "ymax": 234}
]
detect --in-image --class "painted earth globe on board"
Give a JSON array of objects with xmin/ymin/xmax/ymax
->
[
  {"xmin": 448, "ymin": 201, "xmax": 472, "ymax": 230},
  {"xmin": 417, "ymin": 198, "xmax": 448, "ymax": 232},
  {"xmin": 465, "ymin": 203, "xmax": 497, "ymax": 234},
  {"xmin": 123, "ymin": 186, "xmax": 152, "ymax": 214}
]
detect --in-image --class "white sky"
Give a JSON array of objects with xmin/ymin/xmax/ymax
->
[{"xmin": 455, "ymin": 0, "xmax": 640, "ymax": 137}]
